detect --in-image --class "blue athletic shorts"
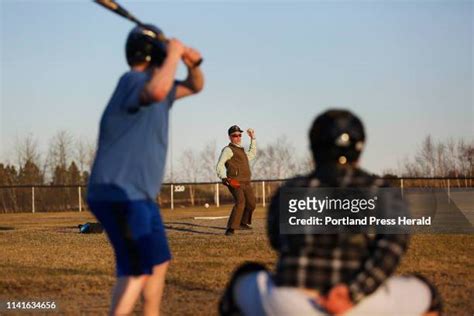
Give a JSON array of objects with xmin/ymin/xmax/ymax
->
[{"xmin": 88, "ymin": 200, "xmax": 171, "ymax": 277}]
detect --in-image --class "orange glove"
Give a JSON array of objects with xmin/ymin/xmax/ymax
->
[
  {"xmin": 319, "ymin": 284, "xmax": 354, "ymax": 315},
  {"xmin": 223, "ymin": 178, "xmax": 241, "ymax": 189}
]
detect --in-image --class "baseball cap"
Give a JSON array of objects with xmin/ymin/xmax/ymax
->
[{"xmin": 228, "ymin": 125, "xmax": 244, "ymax": 135}]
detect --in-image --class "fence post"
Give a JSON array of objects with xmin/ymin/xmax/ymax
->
[
  {"xmin": 215, "ymin": 183, "xmax": 220, "ymax": 207},
  {"xmin": 170, "ymin": 184, "xmax": 174, "ymax": 210},
  {"xmin": 400, "ymin": 179, "xmax": 404, "ymax": 200},
  {"xmin": 447, "ymin": 178, "xmax": 450, "ymax": 203},
  {"xmin": 32, "ymin": 186, "xmax": 35, "ymax": 213},
  {"xmin": 78, "ymin": 186, "xmax": 82, "ymax": 212},
  {"xmin": 262, "ymin": 181, "xmax": 266, "ymax": 207}
]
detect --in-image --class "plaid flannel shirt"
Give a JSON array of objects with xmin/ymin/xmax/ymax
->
[{"xmin": 267, "ymin": 165, "xmax": 410, "ymax": 303}]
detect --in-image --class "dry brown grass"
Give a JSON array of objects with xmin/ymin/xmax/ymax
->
[{"xmin": 0, "ymin": 207, "xmax": 472, "ymax": 315}]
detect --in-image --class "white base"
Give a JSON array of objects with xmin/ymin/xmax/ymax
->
[{"xmin": 193, "ymin": 216, "xmax": 229, "ymax": 220}]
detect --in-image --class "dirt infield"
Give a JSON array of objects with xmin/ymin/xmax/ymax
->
[{"xmin": 0, "ymin": 207, "xmax": 473, "ymax": 315}]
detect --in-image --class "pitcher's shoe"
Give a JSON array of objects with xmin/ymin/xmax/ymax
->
[{"xmin": 240, "ymin": 224, "xmax": 252, "ymax": 230}]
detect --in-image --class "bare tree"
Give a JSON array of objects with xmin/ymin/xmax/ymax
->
[
  {"xmin": 76, "ymin": 139, "xmax": 88, "ymax": 174},
  {"xmin": 13, "ymin": 134, "xmax": 44, "ymax": 185},
  {"xmin": 459, "ymin": 141, "xmax": 474, "ymax": 186},
  {"xmin": 14, "ymin": 133, "xmax": 41, "ymax": 169},
  {"xmin": 415, "ymin": 135, "xmax": 436, "ymax": 177},
  {"xmin": 178, "ymin": 149, "xmax": 200, "ymax": 182},
  {"xmin": 178, "ymin": 149, "xmax": 200, "ymax": 205},
  {"xmin": 199, "ymin": 141, "xmax": 217, "ymax": 182},
  {"xmin": 46, "ymin": 130, "xmax": 74, "ymax": 182},
  {"xmin": 75, "ymin": 138, "xmax": 96, "ymax": 174},
  {"xmin": 0, "ymin": 164, "xmax": 19, "ymax": 212},
  {"xmin": 296, "ymin": 152, "xmax": 314, "ymax": 175},
  {"xmin": 253, "ymin": 136, "xmax": 298, "ymax": 180},
  {"xmin": 457, "ymin": 140, "xmax": 474, "ymax": 176},
  {"xmin": 402, "ymin": 158, "xmax": 421, "ymax": 177},
  {"xmin": 163, "ymin": 165, "xmax": 172, "ymax": 183},
  {"xmin": 402, "ymin": 135, "xmax": 474, "ymax": 182}
]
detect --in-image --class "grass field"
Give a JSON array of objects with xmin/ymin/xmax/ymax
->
[{"xmin": 0, "ymin": 207, "xmax": 473, "ymax": 315}]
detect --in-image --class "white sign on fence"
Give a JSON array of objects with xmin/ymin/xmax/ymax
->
[{"xmin": 174, "ymin": 185, "xmax": 185, "ymax": 192}]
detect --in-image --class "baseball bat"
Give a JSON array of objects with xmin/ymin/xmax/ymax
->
[
  {"xmin": 94, "ymin": 0, "xmax": 144, "ymax": 26},
  {"xmin": 94, "ymin": 0, "xmax": 166, "ymax": 41},
  {"xmin": 93, "ymin": 0, "xmax": 203, "ymax": 65}
]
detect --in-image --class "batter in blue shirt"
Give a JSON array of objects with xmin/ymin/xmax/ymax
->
[{"xmin": 87, "ymin": 24, "xmax": 204, "ymax": 315}]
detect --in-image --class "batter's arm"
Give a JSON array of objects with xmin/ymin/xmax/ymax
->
[
  {"xmin": 140, "ymin": 40, "xmax": 183, "ymax": 105},
  {"xmin": 175, "ymin": 47, "xmax": 204, "ymax": 100}
]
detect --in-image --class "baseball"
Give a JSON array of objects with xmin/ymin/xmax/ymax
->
[{"xmin": 204, "ymin": 203, "xmax": 210, "ymax": 208}]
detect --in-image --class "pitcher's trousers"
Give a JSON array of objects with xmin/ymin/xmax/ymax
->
[{"xmin": 227, "ymin": 182, "xmax": 256, "ymax": 229}]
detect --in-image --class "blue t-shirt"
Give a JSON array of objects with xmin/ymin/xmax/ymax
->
[{"xmin": 87, "ymin": 71, "xmax": 176, "ymax": 201}]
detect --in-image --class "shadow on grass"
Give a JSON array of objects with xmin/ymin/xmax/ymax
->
[
  {"xmin": 55, "ymin": 226, "xmax": 80, "ymax": 234},
  {"xmin": 166, "ymin": 221, "xmax": 226, "ymax": 231},
  {"xmin": 167, "ymin": 278, "xmax": 222, "ymax": 294},
  {"xmin": 0, "ymin": 263, "xmax": 106, "ymax": 276},
  {"xmin": 164, "ymin": 225, "xmax": 223, "ymax": 236},
  {"xmin": 0, "ymin": 226, "xmax": 15, "ymax": 231}
]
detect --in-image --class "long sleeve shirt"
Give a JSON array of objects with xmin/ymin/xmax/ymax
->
[{"xmin": 216, "ymin": 139, "xmax": 256, "ymax": 180}]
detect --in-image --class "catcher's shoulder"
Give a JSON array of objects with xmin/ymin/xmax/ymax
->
[
  {"xmin": 277, "ymin": 174, "xmax": 314, "ymax": 191},
  {"xmin": 352, "ymin": 167, "xmax": 392, "ymax": 188}
]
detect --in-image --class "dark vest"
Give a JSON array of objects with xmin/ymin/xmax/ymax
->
[{"xmin": 225, "ymin": 143, "xmax": 251, "ymax": 182}]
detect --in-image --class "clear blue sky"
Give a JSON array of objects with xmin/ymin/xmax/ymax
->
[{"xmin": 1, "ymin": 0, "xmax": 472, "ymax": 174}]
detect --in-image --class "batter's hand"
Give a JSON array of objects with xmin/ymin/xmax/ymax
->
[
  {"xmin": 247, "ymin": 128, "xmax": 255, "ymax": 139},
  {"xmin": 182, "ymin": 47, "xmax": 202, "ymax": 68},
  {"xmin": 167, "ymin": 38, "xmax": 186, "ymax": 58}
]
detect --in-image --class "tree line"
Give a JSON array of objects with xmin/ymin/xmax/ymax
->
[
  {"xmin": 1, "ymin": 132, "xmax": 473, "ymax": 187},
  {"xmin": 384, "ymin": 136, "xmax": 474, "ymax": 179},
  {"xmin": 0, "ymin": 132, "xmax": 314, "ymax": 186},
  {"xmin": 0, "ymin": 131, "xmax": 95, "ymax": 186}
]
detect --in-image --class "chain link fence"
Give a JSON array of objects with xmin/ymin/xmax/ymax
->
[{"xmin": 0, "ymin": 178, "xmax": 472, "ymax": 213}]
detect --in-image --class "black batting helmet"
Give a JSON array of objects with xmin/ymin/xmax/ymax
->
[
  {"xmin": 125, "ymin": 24, "xmax": 167, "ymax": 67},
  {"xmin": 309, "ymin": 109, "xmax": 366, "ymax": 165}
]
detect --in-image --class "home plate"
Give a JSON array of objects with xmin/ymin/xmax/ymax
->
[{"xmin": 193, "ymin": 216, "xmax": 229, "ymax": 220}]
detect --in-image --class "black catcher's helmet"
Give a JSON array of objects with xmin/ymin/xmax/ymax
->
[
  {"xmin": 309, "ymin": 109, "xmax": 366, "ymax": 165},
  {"xmin": 126, "ymin": 24, "xmax": 167, "ymax": 67}
]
